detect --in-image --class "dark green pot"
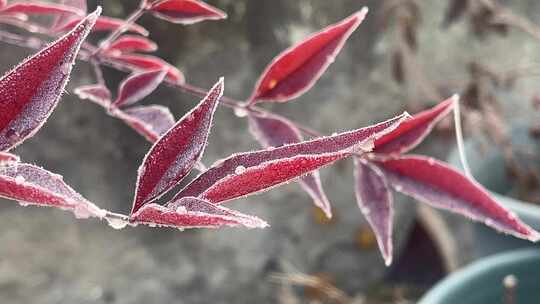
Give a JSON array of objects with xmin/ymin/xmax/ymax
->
[
  {"xmin": 418, "ymin": 248, "xmax": 540, "ymax": 304},
  {"xmin": 448, "ymin": 125, "xmax": 540, "ymax": 258}
]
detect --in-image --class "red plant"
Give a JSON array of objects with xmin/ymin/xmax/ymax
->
[{"xmin": 0, "ymin": 0, "xmax": 537, "ymax": 266}]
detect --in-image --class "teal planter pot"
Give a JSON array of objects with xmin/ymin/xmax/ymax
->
[
  {"xmin": 419, "ymin": 248, "xmax": 540, "ymax": 304},
  {"xmin": 448, "ymin": 125, "xmax": 540, "ymax": 258}
]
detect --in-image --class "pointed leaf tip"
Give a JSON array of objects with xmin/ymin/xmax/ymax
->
[
  {"xmin": 131, "ymin": 78, "xmax": 224, "ymax": 214},
  {"xmin": 0, "ymin": 8, "xmax": 98, "ymax": 151},
  {"xmin": 248, "ymin": 9, "xmax": 367, "ymax": 104}
]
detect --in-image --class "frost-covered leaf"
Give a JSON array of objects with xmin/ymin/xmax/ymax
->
[
  {"xmin": 376, "ymin": 156, "xmax": 540, "ymax": 242},
  {"xmin": 112, "ymin": 105, "xmax": 175, "ymax": 143},
  {"xmin": 130, "ymin": 196, "xmax": 267, "ymax": 229},
  {"xmin": 373, "ymin": 95, "xmax": 456, "ymax": 155},
  {"xmin": 113, "ymin": 69, "xmax": 167, "ymax": 108},
  {"xmin": 106, "ymin": 35, "xmax": 158, "ymax": 54},
  {"xmin": 200, "ymin": 151, "xmax": 350, "ymax": 204},
  {"xmin": 131, "ymin": 78, "xmax": 223, "ymax": 214},
  {"xmin": 113, "ymin": 54, "xmax": 184, "ymax": 84},
  {"xmin": 175, "ymin": 113, "xmax": 409, "ymax": 200},
  {"xmin": 0, "ymin": 151, "xmax": 20, "ymax": 164},
  {"xmin": 0, "ymin": 0, "xmax": 6, "ymax": 9},
  {"xmin": 354, "ymin": 158, "xmax": 393, "ymax": 265},
  {"xmin": 74, "ymin": 84, "xmax": 111, "ymax": 108},
  {"xmin": 148, "ymin": 0, "xmax": 227, "ymax": 25},
  {"xmin": 248, "ymin": 8, "xmax": 368, "ymax": 104},
  {"xmin": 0, "ymin": 163, "xmax": 105, "ymax": 219},
  {"xmin": 0, "ymin": 1, "xmax": 84, "ymax": 16},
  {"xmin": 0, "ymin": 8, "xmax": 99, "ymax": 151},
  {"xmin": 248, "ymin": 111, "xmax": 332, "ymax": 217},
  {"xmin": 55, "ymin": 15, "xmax": 148, "ymax": 36}
]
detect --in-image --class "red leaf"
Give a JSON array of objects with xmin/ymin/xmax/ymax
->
[
  {"xmin": 131, "ymin": 78, "xmax": 223, "ymax": 214},
  {"xmin": 74, "ymin": 84, "xmax": 112, "ymax": 108},
  {"xmin": 0, "ymin": 151, "xmax": 20, "ymax": 163},
  {"xmin": 248, "ymin": 111, "xmax": 332, "ymax": 217},
  {"xmin": 112, "ymin": 105, "xmax": 175, "ymax": 143},
  {"xmin": 374, "ymin": 95, "xmax": 456, "ymax": 155},
  {"xmin": 174, "ymin": 112, "xmax": 409, "ymax": 200},
  {"xmin": 354, "ymin": 158, "xmax": 393, "ymax": 265},
  {"xmin": 148, "ymin": 0, "xmax": 227, "ymax": 25},
  {"xmin": 130, "ymin": 196, "xmax": 267, "ymax": 229},
  {"xmin": 113, "ymin": 69, "xmax": 167, "ymax": 108},
  {"xmin": 0, "ymin": 163, "xmax": 105, "ymax": 219},
  {"xmin": 55, "ymin": 16, "xmax": 148, "ymax": 36},
  {"xmin": 200, "ymin": 152, "xmax": 350, "ymax": 204},
  {"xmin": 248, "ymin": 7, "xmax": 368, "ymax": 104},
  {"xmin": 0, "ymin": 0, "xmax": 6, "ymax": 9},
  {"xmin": 113, "ymin": 54, "xmax": 184, "ymax": 84},
  {"xmin": 50, "ymin": 0, "xmax": 87, "ymax": 30},
  {"xmin": 0, "ymin": 8, "xmax": 99, "ymax": 151},
  {"xmin": 376, "ymin": 156, "xmax": 540, "ymax": 242},
  {"xmin": 106, "ymin": 35, "xmax": 158, "ymax": 54},
  {"xmin": 0, "ymin": 1, "xmax": 84, "ymax": 16}
]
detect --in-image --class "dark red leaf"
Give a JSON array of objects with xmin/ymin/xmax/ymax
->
[
  {"xmin": 0, "ymin": 8, "xmax": 99, "ymax": 151},
  {"xmin": 130, "ymin": 196, "xmax": 267, "ymax": 229},
  {"xmin": 0, "ymin": 1, "xmax": 84, "ymax": 16},
  {"xmin": 74, "ymin": 84, "xmax": 112, "ymax": 108},
  {"xmin": 106, "ymin": 35, "xmax": 158, "ymax": 54},
  {"xmin": 354, "ymin": 158, "xmax": 393, "ymax": 265},
  {"xmin": 112, "ymin": 105, "xmax": 175, "ymax": 143},
  {"xmin": 148, "ymin": 0, "xmax": 227, "ymax": 25},
  {"xmin": 0, "ymin": 163, "xmax": 105, "ymax": 219},
  {"xmin": 54, "ymin": 16, "xmax": 148, "ymax": 36},
  {"xmin": 113, "ymin": 69, "xmax": 167, "ymax": 108},
  {"xmin": 0, "ymin": 151, "xmax": 20, "ymax": 163},
  {"xmin": 113, "ymin": 54, "xmax": 184, "ymax": 84},
  {"xmin": 248, "ymin": 7, "xmax": 368, "ymax": 104},
  {"xmin": 174, "ymin": 112, "xmax": 409, "ymax": 201},
  {"xmin": 200, "ymin": 151, "xmax": 350, "ymax": 204},
  {"xmin": 373, "ymin": 95, "xmax": 456, "ymax": 155},
  {"xmin": 131, "ymin": 78, "xmax": 223, "ymax": 214},
  {"xmin": 248, "ymin": 111, "xmax": 332, "ymax": 217},
  {"xmin": 376, "ymin": 156, "xmax": 540, "ymax": 241}
]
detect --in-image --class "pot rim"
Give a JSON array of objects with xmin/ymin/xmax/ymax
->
[{"xmin": 418, "ymin": 248, "xmax": 540, "ymax": 303}]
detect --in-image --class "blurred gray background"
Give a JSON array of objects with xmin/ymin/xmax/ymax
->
[{"xmin": 1, "ymin": 0, "xmax": 540, "ymax": 303}]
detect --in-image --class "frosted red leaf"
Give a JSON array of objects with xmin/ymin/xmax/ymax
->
[
  {"xmin": 0, "ymin": 151, "xmax": 20, "ymax": 163},
  {"xmin": 0, "ymin": 0, "xmax": 6, "ymax": 9},
  {"xmin": 55, "ymin": 16, "xmax": 148, "ymax": 36},
  {"xmin": 374, "ymin": 95, "xmax": 456, "ymax": 155},
  {"xmin": 248, "ymin": 7, "xmax": 368, "ymax": 105},
  {"xmin": 175, "ymin": 113, "xmax": 408, "ymax": 200},
  {"xmin": 200, "ymin": 152, "xmax": 350, "ymax": 204},
  {"xmin": 248, "ymin": 111, "xmax": 332, "ymax": 218},
  {"xmin": 113, "ymin": 54, "xmax": 184, "ymax": 84},
  {"xmin": 112, "ymin": 105, "xmax": 175, "ymax": 143},
  {"xmin": 0, "ymin": 1, "xmax": 84, "ymax": 16},
  {"xmin": 376, "ymin": 156, "xmax": 540, "ymax": 242},
  {"xmin": 106, "ymin": 35, "xmax": 158, "ymax": 54},
  {"xmin": 148, "ymin": 0, "xmax": 227, "ymax": 25},
  {"xmin": 0, "ymin": 163, "xmax": 105, "ymax": 219},
  {"xmin": 0, "ymin": 8, "xmax": 99, "ymax": 151},
  {"xmin": 131, "ymin": 78, "xmax": 223, "ymax": 214},
  {"xmin": 354, "ymin": 158, "xmax": 394, "ymax": 265},
  {"xmin": 113, "ymin": 69, "xmax": 167, "ymax": 108},
  {"xmin": 74, "ymin": 84, "xmax": 111, "ymax": 108},
  {"xmin": 130, "ymin": 197, "xmax": 267, "ymax": 229}
]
